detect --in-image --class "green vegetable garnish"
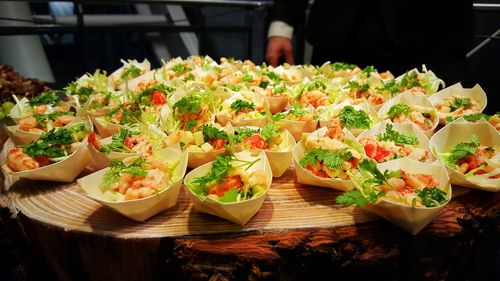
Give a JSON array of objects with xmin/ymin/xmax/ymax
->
[
  {"xmin": 201, "ymin": 124, "xmax": 229, "ymax": 142},
  {"xmin": 444, "ymin": 135, "xmax": 481, "ymax": 168},
  {"xmin": 299, "ymin": 148, "xmax": 353, "ymax": 170},
  {"xmin": 415, "ymin": 187, "xmax": 447, "ymax": 207},
  {"xmin": 387, "ymin": 103, "xmax": 411, "ymax": 118},
  {"xmin": 119, "ymin": 64, "xmax": 141, "ymax": 82},
  {"xmin": 375, "ymin": 124, "xmax": 419, "ymax": 146},
  {"xmin": 449, "ymin": 97, "xmax": 472, "ymax": 112},
  {"xmin": 330, "ymin": 62, "xmax": 357, "ymax": 72},
  {"xmin": 230, "ymin": 99, "xmax": 255, "ymax": 114},
  {"xmin": 339, "ymin": 105, "xmax": 371, "ymax": 130},
  {"xmin": 28, "ymin": 91, "xmax": 61, "ymax": 107}
]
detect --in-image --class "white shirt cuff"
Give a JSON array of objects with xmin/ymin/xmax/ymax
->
[{"xmin": 267, "ymin": 21, "xmax": 294, "ymax": 40}]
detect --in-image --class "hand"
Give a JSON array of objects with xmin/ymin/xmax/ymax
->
[{"xmin": 266, "ymin": 36, "xmax": 294, "ymax": 67}]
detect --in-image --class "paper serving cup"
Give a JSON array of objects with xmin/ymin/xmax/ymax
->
[
  {"xmin": 275, "ymin": 105, "xmax": 319, "ymax": 141},
  {"xmin": 356, "ymin": 120, "xmax": 435, "ymax": 163},
  {"xmin": 2, "ymin": 139, "xmax": 92, "ymax": 183},
  {"xmin": 319, "ymin": 101, "xmax": 380, "ymax": 137},
  {"xmin": 428, "ymin": 83, "xmax": 487, "ymax": 125},
  {"xmin": 109, "ymin": 59, "xmax": 151, "ymax": 88},
  {"xmin": 4, "ymin": 125, "xmax": 42, "ymax": 146},
  {"xmin": 266, "ymin": 95, "xmax": 289, "ymax": 114},
  {"xmin": 183, "ymin": 150, "xmax": 272, "ymax": 225},
  {"xmin": 429, "ymin": 121, "xmax": 500, "ymax": 192},
  {"xmin": 188, "ymin": 147, "xmax": 228, "ymax": 169},
  {"xmin": 292, "ymin": 128, "xmax": 361, "ymax": 191},
  {"xmin": 262, "ymin": 129, "xmax": 295, "ymax": 177},
  {"xmin": 215, "ymin": 91, "xmax": 270, "ymax": 127},
  {"xmin": 77, "ymin": 147, "xmax": 188, "ymax": 221},
  {"xmin": 90, "ymin": 116, "xmax": 124, "ymax": 138},
  {"xmin": 117, "ymin": 67, "xmax": 164, "ymax": 92},
  {"xmin": 378, "ymin": 91, "xmax": 438, "ymax": 138},
  {"xmin": 360, "ymin": 158, "xmax": 451, "ymax": 235},
  {"xmin": 5, "ymin": 117, "xmax": 87, "ymax": 146},
  {"xmin": 9, "ymin": 98, "xmax": 72, "ymax": 124},
  {"xmin": 9, "ymin": 97, "xmax": 30, "ymax": 124},
  {"xmin": 87, "ymin": 136, "xmax": 140, "ymax": 170}
]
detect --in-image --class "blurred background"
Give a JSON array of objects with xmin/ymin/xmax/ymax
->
[{"xmin": 0, "ymin": 0, "xmax": 499, "ymax": 112}]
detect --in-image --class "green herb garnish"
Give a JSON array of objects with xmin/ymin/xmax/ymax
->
[
  {"xmin": 339, "ymin": 105, "xmax": 371, "ymax": 130},
  {"xmin": 375, "ymin": 124, "xmax": 419, "ymax": 145}
]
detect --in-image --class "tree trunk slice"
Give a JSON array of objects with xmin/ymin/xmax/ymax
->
[{"xmin": 1, "ymin": 128, "xmax": 499, "ymax": 280}]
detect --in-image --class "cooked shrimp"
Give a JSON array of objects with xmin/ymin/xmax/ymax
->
[
  {"xmin": 7, "ymin": 148, "xmax": 39, "ymax": 171},
  {"xmin": 19, "ymin": 117, "xmax": 37, "ymax": 131},
  {"xmin": 32, "ymin": 105, "xmax": 48, "ymax": 114},
  {"xmin": 54, "ymin": 115, "xmax": 76, "ymax": 127}
]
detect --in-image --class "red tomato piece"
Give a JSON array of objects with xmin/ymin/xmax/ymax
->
[
  {"xmin": 208, "ymin": 175, "xmax": 243, "ymax": 197},
  {"xmin": 242, "ymin": 134, "xmax": 268, "ymax": 150},
  {"xmin": 124, "ymin": 137, "xmax": 135, "ymax": 149},
  {"xmin": 151, "ymin": 90, "xmax": 167, "ymax": 105},
  {"xmin": 88, "ymin": 132, "xmax": 100, "ymax": 150},
  {"xmin": 374, "ymin": 147, "xmax": 390, "ymax": 162},
  {"xmin": 306, "ymin": 166, "xmax": 329, "ymax": 178},
  {"xmin": 210, "ymin": 139, "xmax": 225, "ymax": 150},
  {"xmin": 364, "ymin": 143, "xmax": 376, "ymax": 158},
  {"xmin": 34, "ymin": 156, "xmax": 52, "ymax": 167}
]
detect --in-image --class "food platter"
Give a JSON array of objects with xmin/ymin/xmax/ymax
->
[{"xmin": 2, "ymin": 57, "xmax": 499, "ymax": 237}]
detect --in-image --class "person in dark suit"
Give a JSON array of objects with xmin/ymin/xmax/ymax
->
[{"xmin": 266, "ymin": 0, "xmax": 473, "ymax": 83}]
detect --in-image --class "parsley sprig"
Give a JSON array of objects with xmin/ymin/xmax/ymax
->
[
  {"xmin": 338, "ymin": 106, "xmax": 371, "ymax": 130},
  {"xmin": 299, "ymin": 148, "xmax": 353, "ymax": 170},
  {"xmin": 201, "ymin": 124, "xmax": 229, "ymax": 142},
  {"xmin": 28, "ymin": 91, "xmax": 61, "ymax": 107},
  {"xmin": 336, "ymin": 159, "xmax": 399, "ymax": 206},
  {"xmin": 230, "ymin": 99, "xmax": 255, "ymax": 114},
  {"xmin": 99, "ymin": 128, "xmax": 135, "ymax": 153},
  {"xmin": 119, "ymin": 64, "xmax": 141, "ymax": 82},
  {"xmin": 387, "ymin": 103, "xmax": 411, "ymax": 118},
  {"xmin": 449, "ymin": 97, "xmax": 472, "ymax": 112},
  {"xmin": 375, "ymin": 124, "xmax": 419, "ymax": 146},
  {"xmin": 101, "ymin": 158, "xmax": 148, "ymax": 188},
  {"xmin": 444, "ymin": 135, "xmax": 481, "ymax": 167}
]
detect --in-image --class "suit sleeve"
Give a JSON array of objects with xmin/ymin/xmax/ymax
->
[{"xmin": 270, "ymin": 0, "xmax": 310, "ymax": 28}]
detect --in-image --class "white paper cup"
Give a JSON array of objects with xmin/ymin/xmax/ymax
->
[
  {"xmin": 183, "ymin": 150, "xmax": 272, "ymax": 225},
  {"xmin": 188, "ymin": 148, "xmax": 228, "ymax": 169},
  {"xmin": 277, "ymin": 119, "xmax": 318, "ymax": 141},
  {"xmin": 2, "ymin": 140, "xmax": 92, "ymax": 183},
  {"xmin": 90, "ymin": 116, "xmax": 124, "ymax": 138},
  {"xmin": 109, "ymin": 59, "xmax": 151, "ymax": 88},
  {"xmin": 429, "ymin": 121, "xmax": 500, "ymax": 191},
  {"xmin": 429, "ymin": 83, "xmax": 487, "ymax": 125},
  {"xmin": 359, "ymin": 158, "xmax": 451, "ymax": 234},
  {"xmin": 4, "ymin": 125, "xmax": 42, "ymax": 146},
  {"xmin": 77, "ymin": 147, "xmax": 188, "ymax": 221},
  {"xmin": 266, "ymin": 95, "xmax": 289, "ymax": 114},
  {"xmin": 292, "ymin": 128, "xmax": 362, "ymax": 191},
  {"xmin": 378, "ymin": 91, "xmax": 438, "ymax": 138}
]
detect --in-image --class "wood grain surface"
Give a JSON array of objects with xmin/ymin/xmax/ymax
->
[{"xmin": 7, "ymin": 165, "xmax": 378, "ymax": 238}]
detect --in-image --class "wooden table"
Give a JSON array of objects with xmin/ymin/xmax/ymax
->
[{"xmin": 1, "ymin": 130, "xmax": 499, "ymax": 281}]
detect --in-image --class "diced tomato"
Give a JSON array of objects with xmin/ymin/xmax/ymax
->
[
  {"xmin": 364, "ymin": 143, "xmax": 376, "ymax": 158},
  {"xmin": 489, "ymin": 174, "xmax": 500, "ymax": 179},
  {"xmin": 88, "ymin": 132, "xmax": 100, "ymax": 150},
  {"xmin": 348, "ymin": 157, "xmax": 359, "ymax": 168},
  {"xmin": 208, "ymin": 175, "xmax": 243, "ymax": 197},
  {"xmin": 464, "ymin": 155, "xmax": 481, "ymax": 170},
  {"xmin": 124, "ymin": 137, "xmax": 135, "ymax": 149},
  {"xmin": 151, "ymin": 90, "xmax": 167, "ymax": 105},
  {"xmin": 474, "ymin": 169, "xmax": 487, "ymax": 175},
  {"xmin": 242, "ymin": 134, "xmax": 268, "ymax": 150},
  {"xmin": 306, "ymin": 166, "xmax": 329, "ymax": 178},
  {"xmin": 374, "ymin": 147, "xmax": 390, "ymax": 162},
  {"xmin": 34, "ymin": 156, "xmax": 52, "ymax": 167},
  {"xmin": 210, "ymin": 139, "xmax": 225, "ymax": 150}
]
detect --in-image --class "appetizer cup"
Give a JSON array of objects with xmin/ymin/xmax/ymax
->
[
  {"xmin": 215, "ymin": 91, "xmax": 270, "ymax": 127},
  {"xmin": 266, "ymin": 95, "xmax": 289, "ymax": 114},
  {"xmin": 2, "ymin": 139, "xmax": 92, "ymax": 183},
  {"xmin": 276, "ymin": 105, "xmax": 319, "ymax": 141},
  {"xmin": 360, "ymin": 158, "xmax": 451, "ymax": 235},
  {"xmin": 77, "ymin": 147, "xmax": 188, "ymax": 221},
  {"xmin": 356, "ymin": 120, "xmax": 435, "ymax": 163},
  {"xmin": 292, "ymin": 128, "xmax": 362, "ymax": 191},
  {"xmin": 429, "ymin": 121, "xmax": 500, "ymax": 192},
  {"xmin": 188, "ymin": 148, "xmax": 228, "ymax": 169},
  {"xmin": 378, "ymin": 91, "xmax": 438, "ymax": 138},
  {"xmin": 87, "ymin": 135, "xmax": 139, "ymax": 170},
  {"xmin": 183, "ymin": 150, "xmax": 273, "ymax": 225},
  {"xmin": 90, "ymin": 116, "xmax": 124, "ymax": 138},
  {"xmin": 319, "ymin": 101, "xmax": 380, "ymax": 137},
  {"xmin": 428, "ymin": 83, "xmax": 487, "ymax": 125},
  {"xmin": 228, "ymin": 125, "xmax": 296, "ymax": 177},
  {"xmin": 109, "ymin": 59, "xmax": 151, "ymax": 88},
  {"xmin": 5, "ymin": 117, "xmax": 86, "ymax": 146}
]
